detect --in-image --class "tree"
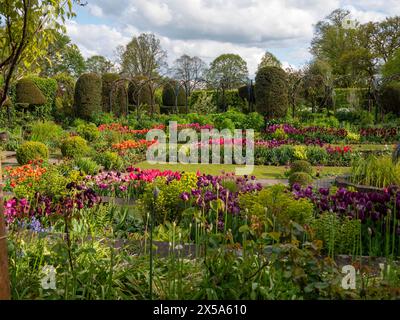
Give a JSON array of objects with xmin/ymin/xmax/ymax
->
[
  {"xmin": 0, "ymin": 0, "xmax": 81, "ymax": 108},
  {"xmin": 38, "ymin": 32, "xmax": 86, "ymax": 78},
  {"xmin": 173, "ymin": 54, "xmax": 206, "ymax": 95},
  {"xmin": 258, "ymin": 51, "xmax": 282, "ymax": 70},
  {"xmin": 119, "ymin": 33, "xmax": 167, "ymax": 78},
  {"xmin": 369, "ymin": 16, "xmax": 400, "ymax": 63},
  {"xmin": 86, "ymin": 55, "xmax": 114, "ymax": 74},
  {"xmin": 207, "ymin": 53, "xmax": 248, "ymax": 90},
  {"xmin": 310, "ymin": 8, "xmax": 371, "ymax": 87},
  {"xmin": 382, "ymin": 48, "xmax": 400, "ymax": 78}
]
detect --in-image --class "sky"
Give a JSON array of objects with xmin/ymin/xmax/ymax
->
[{"xmin": 66, "ymin": 0, "xmax": 400, "ymax": 78}]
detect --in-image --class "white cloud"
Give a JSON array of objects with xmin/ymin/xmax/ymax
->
[
  {"xmin": 68, "ymin": 0, "xmax": 400, "ymax": 73},
  {"xmin": 66, "ymin": 21, "xmax": 131, "ymax": 59},
  {"xmin": 87, "ymin": 4, "xmax": 104, "ymax": 18}
]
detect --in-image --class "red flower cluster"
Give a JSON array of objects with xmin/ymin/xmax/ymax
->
[{"xmin": 325, "ymin": 145, "xmax": 352, "ymax": 154}]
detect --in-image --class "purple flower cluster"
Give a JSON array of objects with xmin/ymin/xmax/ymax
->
[
  {"xmin": 4, "ymin": 185, "xmax": 101, "ymax": 224},
  {"xmin": 292, "ymin": 184, "xmax": 400, "ymax": 223},
  {"xmin": 180, "ymin": 174, "xmax": 262, "ymax": 215}
]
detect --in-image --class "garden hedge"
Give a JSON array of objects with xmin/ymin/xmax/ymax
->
[
  {"xmin": 54, "ymin": 73, "xmax": 75, "ymax": 118},
  {"xmin": 16, "ymin": 78, "xmax": 47, "ymax": 106},
  {"xmin": 101, "ymin": 73, "xmax": 120, "ymax": 112},
  {"xmin": 238, "ymin": 84, "xmax": 255, "ymax": 104},
  {"xmin": 255, "ymin": 66, "xmax": 288, "ymax": 118},
  {"xmin": 74, "ymin": 73, "xmax": 102, "ymax": 120},
  {"xmin": 162, "ymin": 80, "xmax": 186, "ymax": 107}
]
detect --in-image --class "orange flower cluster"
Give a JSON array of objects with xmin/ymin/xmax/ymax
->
[
  {"xmin": 4, "ymin": 160, "xmax": 46, "ymax": 189},
  {"xmin": 112, "ymin": 139, "xmax": 156, "ymax": 151}
]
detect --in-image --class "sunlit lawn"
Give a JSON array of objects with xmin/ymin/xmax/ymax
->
[{"xmin": 135, "ymin": 162, "xmax": 350, "ymax": 179}]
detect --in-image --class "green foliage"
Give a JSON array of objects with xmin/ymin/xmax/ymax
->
[
  {"xmin": 305, "ymin": 147, "xmax": 329, "ymax": 166},
  {"xmin": 351, "ymin": 155, "xmax": 400, "ymax": 188},
  {"xmin": 162, "ymin": 80, "xmax": 186, "ymax": 106},
  {"xmin": 379, "ymin": 82, "xmax": 400, "ymax": 116},
  {"xmin": 74, "ymin": 73, "xmax": 102, "ymax": 120},
  {"xmin": 243, "ymin": 112, "xmax": 265, "ymax": 131},
  {"xmin": 382, "ymin": 48, "xmax": 400, "ymax": 78},
  {"xmin": 289, "ymin": 160, "xmax": 313, "ymax": 176},
  {"xmin": 142, "ymin": 172, "xmax": 198, "ymax": 224},
  {"xmin": 76, "ymin": 122, "xmax": 100, "ymax": 142},
  {"xmin": 288, "ymin": 172, "xmax": 313, "ymax": 188},
  {"xmin": 16, "ymin": 141, "xmax": 49, "ymax": 165},
  {"xmin": 74, "ymin": 157, "xmax": 100, "ymax": 175},
  {"xmin": 30, "ymin": 120, "xmax": 65, "ymax": 149},
  {"xmin": 190, "ymin": 91, "xmax": 217, "ymax": 114},
  {"xmin": 190, "ymin": 90, "xmax": 246, "ymax": 112},
  {"xmin": 333, "ymin": 88, "xmax": 369, "ymax": 109},
  {"xmin": 61, "ymin": 136, "xmax": 89, "ymax": 159},
  {"xmin": 53, "ymin": 73, "xmax": 75, "ymax": 120},
  {"xmin": 255, "ymin": 66, "xmax": 288, "ymax": 118},
  {"xmin": 311, "ymin": 213, "xmax": 361, "ymax": 255},
  {"xmin": 101, "ymin": 73, "xmax": 120, "ymax": 112},
  {"xmin": 16, "ymin": 78, "xmax": 47, "ymax": 106},
  {"xmin": 239, "ymin": 184, "xmax": 314, "ymax": 227},
  {"xmin": 94, "ymin": 151, "xmax": 123, "ymax": 170}
]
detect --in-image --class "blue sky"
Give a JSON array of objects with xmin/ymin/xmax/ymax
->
[{"xmin": 66, "ymin": 0, "xmax": 400, "ymax": 77}]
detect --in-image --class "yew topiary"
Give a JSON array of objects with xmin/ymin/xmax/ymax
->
[
  {"xmin": 255, "ymin": 66, "xmax": 288, "ymax": 118},
  {"xmin": 74, "ymin": 73, "xmax": 102, "ymax": 120}
]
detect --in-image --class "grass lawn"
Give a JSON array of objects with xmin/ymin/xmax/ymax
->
[{"xmin": 135, "ymin": 161, "xmax": 350, "ymax": 179}]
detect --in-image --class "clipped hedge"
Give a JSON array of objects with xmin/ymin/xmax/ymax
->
[
  {"xmin": 101, "ymin": 73, "xmax": 120, "ymax": 112},
  {"xmin": 189, "ymin": 90, "xmax": 246, "ymax": 111},
  {"xmin": 162, "ymin": 80, "xmax": 186, "ymax": 106},
  {"xmin": 16, "ymin": 78, "xmax": 47, "ymax": 106},
  {"xmin": 289, "ymin": 172, "xmax": 313, "ymax": 188},
  {"xmin": 16, "ymin": 141, "xmax": 49, "ymax": 165},
  {"xmin": 255, "ymin": 66, "xmax": 288, "ymax": 118},
  {"xmin": 74, "ymin": 73, "xmax": 102, "ymax": 120}
]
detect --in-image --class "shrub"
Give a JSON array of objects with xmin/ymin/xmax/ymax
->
[
  {"xmin": 16, "ymin": 141, "xmax": 49, "ymax": 165},
  {"xmin": 288, "ymin": 172, "xmax": 313, "ymax": 188},
  {"xmin": 29, "ymin": 76, "xmax": 58, "ymax": 117},
  {"xmin": 190, "ymin": 90, "xmax": 246, "ymax": 112},
  {"xmin": 94, "ymin": 151, "xmax": 123, "ymax": 170},
  {"xmin": 101, "ymin": 73, "xmax": 120, "ymax": 112},
  {"xmin": 16, "ymin": 79, "xmax": 47, "ymax": 106},
  {"xmin": 74, "ymin": 73, "xmax": 102, "ymax": 120},
  {"xmin": 190, "ymin": 91, "xmax": 217, "ymax": 114},
  {"xmin": 242, "ymin": 112, "xmax": 264, "ymax": 131},
  {"xmin": 74, "ymin": 157, "xmax": 100, "ymax": 175},
  {"xmin": 162, "ymin": 80, "xmax": 186, "ymax": 106},
  {"xmin": 76, "ymin": 122, "xmax": 100, "ymax": 142},
  {"xmin": 306, "ymin": 146, "xmax": 328, "ymax": 165},
  {"xmin": 379, "ymin": 82, "xmax": 400, "ymax": 116},
  {"xmin": 54, "ymin": 73, "xmax": 75, "ymax": 119},
  {"xmin": 289, "ymin": 160, "xmax": 313, "ymax": 176},
  {"xmin": 255, "ymin": 66, "xmax": 288, "ymax": 118},
  {"xmin": 30, "ymin": 121, "xmax": 65, "ymax": 149},
  {"xmin": 61, "ymin": 136, "xmax": 89, "ymax": 158}
]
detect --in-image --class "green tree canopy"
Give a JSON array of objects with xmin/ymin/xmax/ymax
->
[{"xmin": 207, "ymin": 53, "xmax": 248, "ymax": 90}]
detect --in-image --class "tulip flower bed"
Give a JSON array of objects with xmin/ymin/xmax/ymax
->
[{"xmin": 3, "ymin": 159, "xmax": 400, "ymax": 300}]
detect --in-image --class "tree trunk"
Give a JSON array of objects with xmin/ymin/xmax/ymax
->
[{"xmin": 0, "ymin": 157, "xmax": 11, "ymax": 300}]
